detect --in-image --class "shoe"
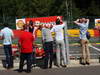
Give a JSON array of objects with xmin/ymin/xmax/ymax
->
[
  {"xmin": 43, "ymin": 66, "xmax": 48, "ymax": 69},
  {"xmin": 62, "ymin": 65, "xmax": 67, "ymax": 68},
  {"xmin": 81, "ymin": 63, "xmax": 86, "ymax": 65},
  {"xmin": 18, "ymin": 69, "xmax": 23, "ymax": 73},
  {"xmin": 6, "ymin": 66, "xmax": 13, "ymax": 70},
  {"xmin": 49, "ymin": 66, "xmax": 52, "ymax": 69},
  {"xmin": 26, "ymin": 70, "xmax": 31, "ymax": 73},
  {"xmin": 56, "ymin": 65, "xmax": 61, "ymax": 68},
  {"xmin": 33, "ymin": 64, "xmax": 36, "ymax": 67},
  {"xmin": 86, "ymin": 62, "xmax": 90, "ymax": 65}
]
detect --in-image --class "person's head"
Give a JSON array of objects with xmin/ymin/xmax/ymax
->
[
  {"xmin": 26, "ymin": 21, "xmax": 30, "ymax": 25},
  {"xmin": 38, "ymin": 24, "xmax": 43, "ymax": 30},
  {"xmin": 78, "ymin": 19, "xmax": 83, "ymax": 23},
  {"xmin": 22, "ymin": 24, "xmax": 27, "ymax": 31},
  {"xmin": 56, "ymin": 16, "xmax": 63, "ymax": 25},
  {"xmin": 3, "ymin": 22, "xmax": 9, "ymax": 27},
  {"xmin": 56, "ymin": 19, "xmax": 61, "ymax": 25},
  {"xmin": 81, "ymin": 18, "xmax": 87, "ymax": 23},
  {"xmin": 49, "ymin": 24, "xmax": 53, "ymax": 28},
  {"xmin": 45, "ymin": 24, "xmax": 49, "ymax": 28},
  {"xmin": 29, "ymin": 20, "xmax": 33, "ymax": 26}
]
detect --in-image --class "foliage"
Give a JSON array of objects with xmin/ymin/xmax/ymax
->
[{"xmin": 0, "ymin": 0, "xmax": 100, "ymax": 27}]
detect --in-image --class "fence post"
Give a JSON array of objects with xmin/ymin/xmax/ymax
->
[{"xmin": 64, "ymin": 21, "xmax": 70, "ymax": 65}]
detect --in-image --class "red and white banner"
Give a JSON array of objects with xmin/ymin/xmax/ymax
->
[{"xmin": 16, "ymin": 16, "xmax": 62, "ymax": 29}]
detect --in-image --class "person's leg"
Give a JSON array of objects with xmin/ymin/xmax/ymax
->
[
  {"xmin": 26, "ymin": 53, "xmax": 32, "ymax": 72},
  {"xmin": 4, "ymin": 45, "xmax": 13, "ymax": 68},
  {"xmin": 48, "ymin": 42, "xmax": 53, "ymax": 68},
  {"xmin": 32, "ymin": 51, "xmax": 36, "ymax": 67},
  {"xmin": 85, "ymin": 40, "xmax": 90, "ymax": 64},
  {"xmin": 44, "ymin": 42, "xmax": 49, "ymax": 68},
  {"xmin": 19, "ymin": 53, "xmax": 25, "ymax": 71},
  {"xmin": 81, "ymin": 40, "xmax": 86, "ymax": 64},
  {"xmin": 56, "ymin": 40, "xmax": 61, "ymax": 67},
  {"xmin": 8, "ymin": 45, "xmax": 13, "ymax": 68},
  {"xmin": 60, "ymin": 40, "xmax": 67, "ymax": 66},
  {"xmin": 4, "ymin": 45, "xmax": 9, "ymax": 68}
]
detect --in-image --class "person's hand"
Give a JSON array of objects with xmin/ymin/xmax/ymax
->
[
  {"xmin": 33, "ymin": 44, "xmax": 38, "ymax": 48},
  {"xmin": 42, "ymin": 39, "xmax": 46, "ymax": 43},
  {"xmin": 76, "ymin": 19, "xmax": 80, "ymax": 22}
]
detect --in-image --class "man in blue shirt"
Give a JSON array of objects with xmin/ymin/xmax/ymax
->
[{"xmin": 74, "ymin": 18, "xmax": 90, "ymax": 65}]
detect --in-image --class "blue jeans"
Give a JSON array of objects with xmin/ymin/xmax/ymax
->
[{"xmin": 4, "ymin": 45, "xmax": 13, "ymax": 68}]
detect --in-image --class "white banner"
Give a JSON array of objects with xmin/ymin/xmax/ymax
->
[
  {"xmin": 95, "ymin": 19, "xmax": 100, "ymax": 30},
  {"xmin": 16, "ymin": 18, "xmax": 25, "ymax": 30}
]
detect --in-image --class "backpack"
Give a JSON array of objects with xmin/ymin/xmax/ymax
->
[{"xmin": 86, "ymin": 31, "xmax": 91, "ymax": 40}]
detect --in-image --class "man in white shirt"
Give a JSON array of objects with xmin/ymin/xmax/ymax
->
[
  {"xmin": 51, "ymin": 19, "xmax": 67, "ymax": 67},
  {"xmin": 0, "ymin": 23, "xmax": 14, "ymax": 69}
]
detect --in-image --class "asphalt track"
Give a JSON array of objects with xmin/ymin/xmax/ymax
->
[
  {"xmin": 0, "ymin": 44, "xmax": 100, "ymax": 59},
  {"xmin": 0, "ymin": 44, "xmax": 100, "ymax": 74},
  {"xmin": 0, "ymin": 66, "xmax": 100, "ymax": 75}
]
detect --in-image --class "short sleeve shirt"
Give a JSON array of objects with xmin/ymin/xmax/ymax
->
[
  {"xmin": 19, "ymin": 31, "xmax": 34, "ymax": 53},
  {"xmin": 0, "ymin": 27, "xmax": 14, "ymax": 45},
  {"xmin": 78, "ymin": 22, "xmax": 89, "ymax": 40},
  {"xmin": 51, "ymin": 24, "xmax": 65, "ymax": 41}
]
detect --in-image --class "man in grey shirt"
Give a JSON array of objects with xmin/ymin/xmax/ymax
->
[{"xmin": 40, "ymin": 24, "xmax": 53, "ymax": 69}]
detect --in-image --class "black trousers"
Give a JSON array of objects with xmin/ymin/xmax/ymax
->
[
  {"xmin": 19, "ymin": 53, "xmax": 32, "ymax": 71},
  {"xmin": 32, "ymin": 51, "xmax": 36, "ymax": 65},
  {"xmin": 43, "ymin": 41, "xmax": 53, "ymax": 68}
]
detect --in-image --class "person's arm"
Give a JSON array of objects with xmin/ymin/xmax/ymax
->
[
  {"xmin": 0, "ymin": 31, "xmax": 4, "ymax": 40},
  {"xmin": 50, "ymin": 27, "xmax": 56, "ymax": 39},
  {"xmin": 11, "ymin": 30, "xmax": 14, "ymax": 39},
  {"xmin": 86, "ymin": 19, "xmax": 89, "ymax": 25},
  {"xmin": 51, "ymin": 26, "xmax": 55, "ymax": 32},
  {"xmin": 60, "ymin": 23, "xmax": 65, "ymax": 28},
  {"xmin": 33, "ymin": 27, "xmax": 39, "ymax": 38},
  {"xmin": 42, "ymin": 29, "xmax": 46, "ymax": 43},
  {"xmin": 74, "ymin": 19, "xmax": 81, "ymax": 25},
  {"xmin": 32, "ymin": 35, "xmax": 38, "ymax": 48},
  {"xmin": 18, "ymin": 42, "xmax": 21, "ymax": 50},
  {"xmin": 18, "ymin": 38, "xmax": 22, "ymax": 52}
]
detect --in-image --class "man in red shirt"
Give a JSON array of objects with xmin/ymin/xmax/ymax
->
[{"xmin": 18, "ymin": 25, "xmax": 34, "ymax": 73}]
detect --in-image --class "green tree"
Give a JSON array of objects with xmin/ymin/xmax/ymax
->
[
  {"xmin": 88, "ymin": 0, "xmax": 100, "ymax": 16},
  {"xmin": 72, "ymin": 0, "xmax": 82, "ymax": 19}
]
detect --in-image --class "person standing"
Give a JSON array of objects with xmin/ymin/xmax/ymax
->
[
  {"xmin": 51, "ymin": 19, "xmax": 67, "ymax": 68},
  {"xmin": 18, "ymin": 25, "xmax": 34, "ymax": 73},
  {"xmin": 40, "ymin": 25, "xmax": 54, "ymax": 69},
  {"xmin": 74, "ymin": 18, "xmax": 90, "ymax": 65},
  {"xmin": 26, "ymin": 20, "xmax": 38, "ymax": 67},
  {"xmin": 0, "ymin": 23, "xmax": 14, "ymax": 69}
]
